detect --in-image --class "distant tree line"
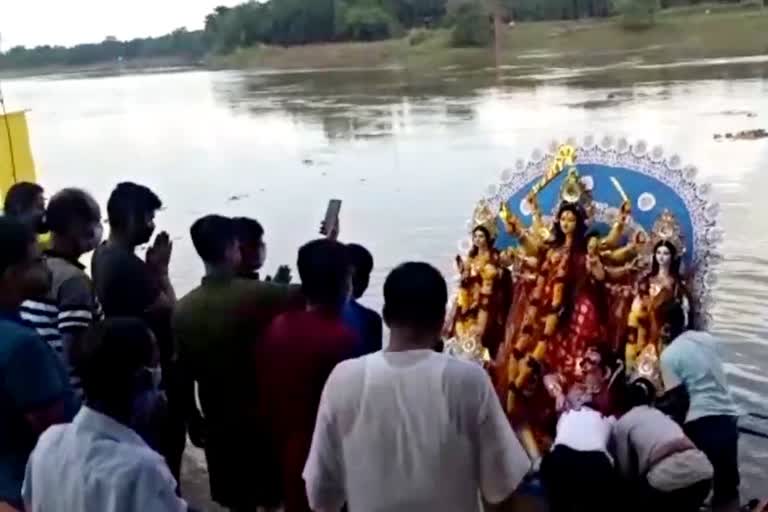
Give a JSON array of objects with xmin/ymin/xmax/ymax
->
[
  {"xmin": 0, "ymin": 29, "xmax": 206, "ymax": 70},
  {"xmin": 0, "ymin": 0, "xmax": 757, "ymax": 69},
  {"xmin": 505, "ymin": 0, "xmax": 614, "ymax": 20},
  {"xmin": 202, "ymin": 0, "xmax": 450, "ymax": 53}
]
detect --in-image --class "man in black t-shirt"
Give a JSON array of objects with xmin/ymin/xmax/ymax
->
[
  {"xmin": 92, "ymin": 183, "xmax": 174, "ymax": 318},
  {"xmin": 91, "ymin": 182, "xmax": 183, "ymax": 481}
]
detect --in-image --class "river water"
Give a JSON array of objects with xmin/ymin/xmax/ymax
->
[{"xmin": 4, "ymin": 59, "xmax": 768, "ymax": 505}]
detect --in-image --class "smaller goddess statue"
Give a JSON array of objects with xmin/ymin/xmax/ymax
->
[
  {"xmin": 445, "ymin": 202, "xmax": 512, "ymax": 361},
  {"xmin": 626, "ymin": 210, "xmax": 691, "ymax": 384}
]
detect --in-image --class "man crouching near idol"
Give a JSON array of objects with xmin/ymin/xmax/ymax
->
[
  {"xmin": 539, "ymin": 347, "xmax": 624, "ymax": 512},
  {"xmin": 613, "ymin": 377, "xmax": 713, "ymax": 512}
]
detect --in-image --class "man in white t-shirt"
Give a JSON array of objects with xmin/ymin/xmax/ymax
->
[
  {"xmin": 542, "ymin": 406, "xmax": 618, "ymax": 510},
  {"xmin": 303, "ymin": 262, "xmax": 531, "ymax": 512},
  {"xmin": 540, "ymin": 354, "xmax": 620, "ymax": 512}
]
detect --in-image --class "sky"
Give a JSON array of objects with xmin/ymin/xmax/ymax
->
[{"xmin": 1, "ymin": 0, "xmax": 243, "ymax": 49}]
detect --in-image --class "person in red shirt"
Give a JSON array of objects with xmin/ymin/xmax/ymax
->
[{"xmin": 258, "ymin": 238, "xmax": 357, "ymax": 512}]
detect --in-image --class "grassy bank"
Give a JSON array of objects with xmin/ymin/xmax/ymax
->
[{"xmin": 209, "ymin": 4, "xmax": 768, "ymax": 71}]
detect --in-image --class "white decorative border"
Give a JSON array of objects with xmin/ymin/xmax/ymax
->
[{"xmin": 461, "ymin": 136, "xmax": 722, "ymax": 328}]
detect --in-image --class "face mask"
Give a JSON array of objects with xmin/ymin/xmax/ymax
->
[
  {"xmin": 80, "ymin": 223, "xmax": 104, "ymax": 254},
  {"xmin": 135, "ymin": 225, "xmax": 155, "ymax": 246},
  {"xmin": 35, "ymin": 215, "xmax": 49, "ymax": 234},
  {"xmin": 91, "ymin": 223, "xmax": 104, "ymax": 248},
  {"xmin": 21, "ymin": 212, "xmax": 47, "ymax": 234}
]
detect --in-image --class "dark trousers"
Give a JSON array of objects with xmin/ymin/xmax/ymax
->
[
  {"xmin": 540, "ymin": 445, "xmax": 619, "ymax": 512},
  {"xmin": 160, "ymin": 363, "xmax": 187, "ymax": 484},
  {"xmin": 685, "ymin": 415, "xmax": 740, "ymax": 509},
  {"xmin": 640, "ymin": 478, "xmax": 712, "ymax": 512}
]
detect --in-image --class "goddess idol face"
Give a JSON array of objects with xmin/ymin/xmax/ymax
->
[
  {"xmin": 655, "ymin": 244, "xmax": 672, "ymax": 270},
  {"xmin": 473, "ymin": 228, "xmax": 489, "ymax": 250},
  {"xmin": 558, "ymin": 210, "xmax": 578, "ymax": 235}
]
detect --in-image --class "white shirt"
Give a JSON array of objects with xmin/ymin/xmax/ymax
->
[
  {"xmin": 23, "ymin": 406, "xmax": 187, "ymax": 512},
  {"xmin": 303, "ymin": 350, "xmax": 531, "ymax": 512},
  {"xmin": 554, "ymin": 407, "xmax": 615, "ymax": 455}
]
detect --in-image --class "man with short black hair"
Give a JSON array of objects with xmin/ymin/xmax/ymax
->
[
  {"xmin": 92, "ymin": 182, "xmax": 173, "ymax": 318},
  {"xmin": 343, "ymin": 243, "xmax": 382, "ymax": 356},
  {"xmin": 20, "ymin": 188, "xmax": 103, "ymax": 394},
  {"xmin": 304, "ymin": 261, "xmax": 530, "ymax": 512},
  {"xmin": 233, "ymin": 216, "xmax": 265, "ymax": 279},
  {"xmin": 234, "ymin": 216, "xmax": 292, "ymax": 284},
  {"xmin": 175, "ymin": 215, "xmax": 300, "ymax": 512},
  {"xmin": 259, "ymin": 238, "xmax": 357, "ymax": 512},
  {"xmin": 3, "ymin": 182, "xmax": 46, "ymax": 234},
  {"xmin": 91, "ymin": 181, "xmax": 183, "ymax": 479},
  {"xmin": 658, "ymin": 301, "xmax": 741, "ymax": 512},
  {"xmin": 0, "ymin": 216, "xmax": 75, "ymax": 511},
  {"xmin": 23, "ymin": 318, "xmax": 188, "ymax": 511}
]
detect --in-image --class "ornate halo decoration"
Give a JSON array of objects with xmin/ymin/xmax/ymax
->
[{"xmin": 457, "ymin": 136, "xmax": 722, "ymax": 328}]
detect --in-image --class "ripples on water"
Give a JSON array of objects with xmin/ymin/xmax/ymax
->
[{"xmin": 4, "ymin": 57, "xmax": 768, "ymax": 498}]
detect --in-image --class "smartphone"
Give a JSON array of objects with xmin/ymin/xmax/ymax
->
[{"xmin": 322, "ymin": 199, "xmax": 342, "ymax": 236}]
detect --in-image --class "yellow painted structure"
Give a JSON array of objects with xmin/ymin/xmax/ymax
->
[{"xmin": 0, "ymin": 110, "xmax": 37, "ymax": 201}]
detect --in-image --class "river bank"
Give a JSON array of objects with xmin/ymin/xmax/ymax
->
[
  {"xmin": 0, "ymin": 56, "xmax": 201, "ymax": 80},
  {"xmin": 210, "ymin": 4, "xmax": 768, "ymax": 72}
]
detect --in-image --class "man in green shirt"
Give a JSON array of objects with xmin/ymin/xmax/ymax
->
[{"xmin": 174, "ymin": 215, "xmax": 300, "ymax": 512}]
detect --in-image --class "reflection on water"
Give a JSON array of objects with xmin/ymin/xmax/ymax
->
[{"xmin": 3, "ymin": 59, "xmax": 768, "ymax": 498}]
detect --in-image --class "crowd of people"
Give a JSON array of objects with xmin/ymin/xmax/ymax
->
[{"xmin": 0, "ymin": 180, "xmax": 744, "ymax": 512}]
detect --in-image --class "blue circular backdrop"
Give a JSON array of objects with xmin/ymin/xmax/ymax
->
[{"xmin": 495, "ymin": 163, "xmax": 695, "ymax": 266}]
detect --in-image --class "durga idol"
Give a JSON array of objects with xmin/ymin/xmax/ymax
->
[{"xmin": 494, "ymin": 166, "xmax": 635, "ymax": 454}]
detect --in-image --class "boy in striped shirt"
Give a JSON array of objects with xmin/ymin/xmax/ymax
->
[{"xmin": 20, "ymin": 188, "xmax": 103, "ymax": 395}]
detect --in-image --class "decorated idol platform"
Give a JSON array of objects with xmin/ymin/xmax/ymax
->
[{"xmin": 444, "ymin": 136, "xmax": 722, "ymax": 459}]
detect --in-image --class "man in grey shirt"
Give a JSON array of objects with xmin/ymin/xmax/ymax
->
[
  {"xmin": 613, "ymin": 379, "xmax": 712, "ymax": 512},
  {"xmin": 20, "ymin": 189, "xmax": 103, "ymax": 396}
]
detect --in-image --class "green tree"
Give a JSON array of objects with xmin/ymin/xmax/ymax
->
[
  {"xmin": 384, "ymin": 0, "xmax": 448, "ymax": 27},
  {"xmin": 339, "ymin": 4, "xmax": 400, "ymax": 40},
  {"xmin": 0, "ymin": 31, "xmax": 207, "ymax": 70},
  {"xmin": 451, "ymin": 2, "xmax": 491, "ymax": 46},
  {"xmin": 270, "ymin": 0, "xmax": 337, "ymax": 44}
]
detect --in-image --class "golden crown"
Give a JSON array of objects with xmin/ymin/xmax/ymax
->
[
  {"xmin": 650, "ymin": 209, "xmax": 684, "ymax": 255},
  {"xmin": 472, "ymin": 200, "xmax": 500, "ymax": 239},
  {"xmin": 560, "ymin": 167, "xmax": 588, "ymax": 204}
]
